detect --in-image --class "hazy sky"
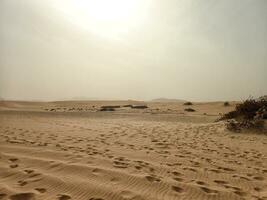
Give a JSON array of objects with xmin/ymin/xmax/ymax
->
[{"xmin": 0, "ymin": 0, "xmax": 266, "ymax": 101}]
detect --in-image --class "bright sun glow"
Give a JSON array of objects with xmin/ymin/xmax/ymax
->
[
  {"xmin": 57, "ymin": 0, "xmax": 150, "ymax": 39},
  {"xmin": 79, "ymin": 0, "xmax": 139, "ymax": 23}
]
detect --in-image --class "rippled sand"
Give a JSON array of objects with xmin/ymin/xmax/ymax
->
[{"xmin": 0, "ymin": 101, "xmax": 266, "ymax": 200}]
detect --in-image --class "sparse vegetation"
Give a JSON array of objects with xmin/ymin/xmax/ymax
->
[
  {"xmin": 123, "ymin": 104, "xmax": 133, "ymax": 108},
  {"xmin": 99, "ymin": 106, "xmax": 118, "ymax": 111},
  {"xmin": 184, "ymin": 108, "xmax": 195, "ymax": 112},
  {"xmin": 184, "ymin": 102, "xmax": 193, "ymax": 106},
  {"xmin": 221, "ymin": 98, "xmax": 267, "ymax": 121},
  {"xmin": 99, "ymin": 107, "xmax": 115, "ymax": 111},
  {"xmin": 220, "ymin": 97, "xmax": 267, "ymax": 132},
  {"xmin": 224, "ymin": 101, "xmax": 230, "ymax": 106},
  {"xmin": 226, "ymin": 119, "xmax": 265, "ymax": 132},
  {"xmin": 101, "ymin": 105, "xmax": 121, "ymax": 109},
  {"xmin": 131, "ymin": 105, "xmax": 148, "ymax": 109}
]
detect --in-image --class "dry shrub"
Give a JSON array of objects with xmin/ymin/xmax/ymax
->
[
  {"xmin": 222, "ymin": 111, "xmax": 238, "ymax": 120},
  {"xmin": 131, "ymin": 105, "xmax": 148, "ymax": 109},
  {"xmin": 99, "ymin": 107, "xmax": 115, "ymax": 111},
  {"xmin": 224, "ymin": 102, "xmax": 230, "ymax": 106},
  {"xmin": 123, "ymin": 104, "xmax": 133, "ymax": 108},
  {"xmin": 101, "ymin": 105, "xmax": 120, "ymax": 109},
  {"xmin": 184, "ymin": 102, "xmax": 193, "ymax": 106},
  {"xmin": 184, "ymin": 108, "xmax": 195, "ymax": 112},
  {"xmin": 235, "ymin": 99, "xmax": 265, "ymax": 119},
  {"xmin": 226, "ymin": 120, "xmax": 242, "ymax": 132},
  {"xmin": 221, "ymin": 98, "xmax": 267, "ymax": 120},
  {"xmin": 220, "ymin": 97, "xmax": 267, "ymax": 132},
  {"xmin": 226, "ymin": 119, "xmax": 264, "ymax": 132}
]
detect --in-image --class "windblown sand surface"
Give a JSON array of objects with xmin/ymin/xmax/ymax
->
[{"xmin": 0, "ymin": 101, "xmax": 266, "ymax": 200}]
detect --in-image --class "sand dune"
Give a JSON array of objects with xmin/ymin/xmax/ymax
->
[{"xmin": 0, "ymin": 101, "xmax": 266, "ymax": 200}]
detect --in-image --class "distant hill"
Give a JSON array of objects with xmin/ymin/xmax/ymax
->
[
  {"xmin": 150, "ymin": 98, "xmax": 185, "ymax": 102},
  {"xmin": 71, "ymin": 97, "xmax": 100, "ymax": 101}
]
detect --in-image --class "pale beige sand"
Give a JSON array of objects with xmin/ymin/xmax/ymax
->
[{"xmin": 0, "ymin": 101, "xmax": 266, "ymax": 200}]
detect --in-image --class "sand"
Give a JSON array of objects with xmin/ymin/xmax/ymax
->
[{"xmin": 0, "ymin": 101, "xmax": 266, "ymax": 200}]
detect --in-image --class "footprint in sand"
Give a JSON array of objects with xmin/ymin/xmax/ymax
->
[
  {"xmin": 135, "ymin": 165, "xmax": 142, "ymax": 170},
  {"xmin": 9, "ymin": 158, "xmax": 19, "ymax": 162},
  {"xmin": 113, "ymin": 161, "xmax": 129, "ymax": 169},
  {"xmin": 173, "ymin": 177, "xmax": 184, "ymax": 182},
  {"xmin": 24, "ymin": 169, "xmax": 34, "ymax": 174},
  {"xmin": 9, "ymin": 193, "xmax": 35, "ymax": 200},
  {"xmin": 209, "ymin": 169, "xmax": 221, "ymax": 173},
  {"xmin": 145, "ymin": 175, "xmax": 161, "ymax": 183},
  {"xmin": 239, "ymin": 176, "xmax": 250, "ymax": 181},
  {"xmin": 254, "ymin": 187, "xmax": 262, "ymax": 192},
  {"xmin": 110, "ymin": 177, "xmax": 120, "ymax": 182},
  {"xmin": 57, "ymin": 194, "xmax": 71, "ymax": 200},
  {"xmin": 183, "ymin": 167, "xmax": 197, "ymax": 172},
  {"xmin": 120, "ymin": 190, "xmax": 141, "ymax": 200},
  {"xmin": 196, "ymin": 181, "xmax": 207, "ymax": 186},
  {"xmin": 214, "ymin": 180, "xmax": 228, "ymax": 185},
  {"xmin": 233, "ymin": 190, "xmax": 247, "ymax": 197},
  {"xmin": 18, "ymin": 180, "xmax": 28, "ymax": 186},
  {"xmin": 149, "ymin": 167, "xmax": 155, "ymax": 172},
  {"xmin": 28, "ymin": 172, "xmax": 42, "ymax": 178},
  {"xmin": 200, "ymin": 187, "xmax": 218, "ymax": 194},
  {"xmin": 0, "ymin": 194, "xmax": 7, "ymax": 200},
  {"xmin": 10, "ymin": 164, "xmax": 18, "ymax": 168},
  {"xmin": 172, "ymin": 171, "xmax": 183, "ymax": 176},
  {"xmin": 254, "ymin": 176, "xmax": 265, "ymax": 181},
  {"xmin": 218, "ymin": 166, "xmax": 235, "ymax": 172},
  {"xmin": 35, "ymin": 188, "xmax": 47, "ymax": 193},
  {"xmin": 171, "ymin": 186, "xmax": 184, "ymax": 193}
]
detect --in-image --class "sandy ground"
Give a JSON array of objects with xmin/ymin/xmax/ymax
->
[{"xmin": 0, "ymin": 101, "xmax": 266, "ymax": 200}]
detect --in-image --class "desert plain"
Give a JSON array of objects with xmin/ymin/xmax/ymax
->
[{"xmin": 0, "ymin": 100, "xmax": 266, "ymax": 200}]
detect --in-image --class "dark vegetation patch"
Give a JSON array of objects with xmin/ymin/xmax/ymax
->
[
  {"xmin": 99, "ymin": 104, "xmax": 148, "ymax": 111},
  {"xmin": 101, "ymin": 105, "xmax": 121, "ymax": 109},
  {"xmin": 184, "ymin": 102, "xmax": 193, "ymax": 106},
  {"xmin": 131, "ymin": 105, "xmax": 148, "ymax": 109},
  {"xmin": 123, "ymin": 104, "xmax": 133, "ymax": 108},
  {"xmin": 99, "ymin": 107, "xmax": 116, "ymax": 112},
  {"xmin": 219, "ymin": 97, "xmax": 267, "ymax": 132},
  {"xmin": 184, "ymin": 108, "xmax": 196, "ymax": 112},
  {"xmin": 99, "ymin": 105, "xmax": 121, "ymax": 111},
  {"xmin": 224, "ymin": 101, "xmax": 230, "ymax": 106}
]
